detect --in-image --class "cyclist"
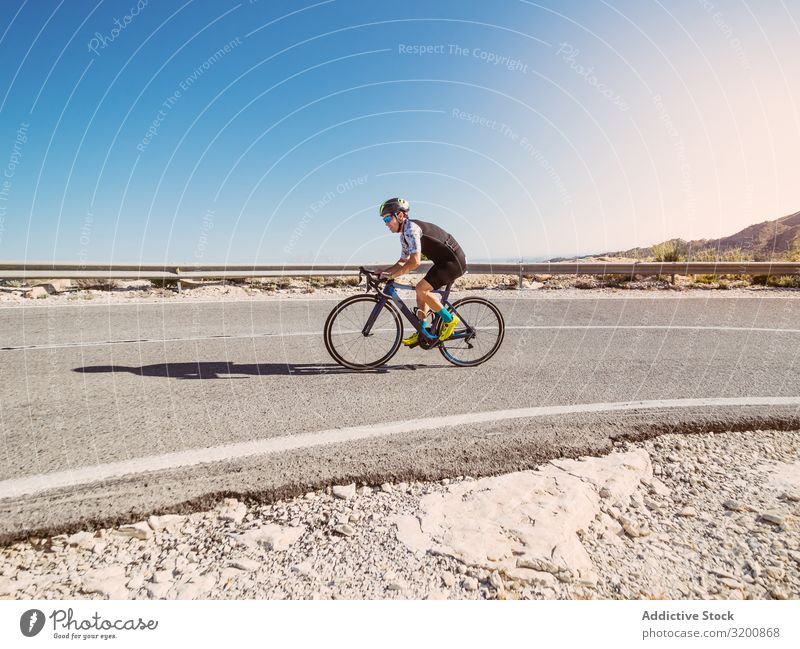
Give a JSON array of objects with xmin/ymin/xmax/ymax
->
[{"xmin": 376, "ymin": 197, "xmax": 467, "ymax": 346}]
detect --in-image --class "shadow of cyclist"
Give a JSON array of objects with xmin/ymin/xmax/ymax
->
[{"xmin": 73, "ymin": 361, "xmax": 432, "ymax": 379}]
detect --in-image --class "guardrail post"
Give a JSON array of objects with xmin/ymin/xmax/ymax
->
[
  {"xmin": 175, "ymin": 267, "xmax": 181, "ymax": 293},
  {"xmin": 517, "ymin": 263, "xmax": 524, "ymax": 290}
]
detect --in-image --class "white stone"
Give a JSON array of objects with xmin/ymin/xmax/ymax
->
[
  {"xmin": 0, "ymin": 578, "xmax": 16, "ymax": 596},
  {"xmin": 395, "ymin": 450, "xmax": 651, "ymax": 580},
  {"xmin": 117, "ymin": 522, "xmax": 153, "ymax": 540},
  {"xmin": 232, "ymin": 524, "xmax": 304, "ymax": 551},
  {"xmin": 231, "ymin": 558, "xmax": 260, "ymax": 572},
  {"xmin": 153, "ymin": 570, "xmax": 172, "ymax": 584},
  {"xmin": 218, "ymin": 501, "xmax": 247, "ymax": 524},
  {"xmin": 332, "ymin": 484, "xmax": 356, "ymax": 499},
  {"xmin": 292, "ymin": 561, "xmax": 314, "ymax": 577},
  {"xmin": 148, "ymin": 514, "xmax": 187, "ymax": 531},
  {"xmin": 175, "ymin": 574, "xmax": 216, "ymax": 599},
  {"xmin": 760, "ymin": 511, "xmax": 785, "ymax": 525},
  {"xmin": 66, "ymin": 531, "xmax": 95, "ymax": 549},
  {"xmin": 333, "ymin": 524, "xmax": 355, "ymax": 536},
  {"xmin": 24, "ymin": 286, "xmax": 48, "ymax": 299},
  {"xmin": 82, "ymin": 566, "xmax": 128, "ymax": 599},
  {"xmin": 147, "ymin": 582, "xmax": 172, "ymax": 599}
]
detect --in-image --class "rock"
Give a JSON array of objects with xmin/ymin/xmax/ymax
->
[
  {"xmin": 117, "ymin": 522, "xmax": 153, "ymax": 540},
  {"xmin": 126, "ymin": 574, "xmax": 145, "ymax": 590},
  {"xmin": 380, "ymin": 483, "xmax": 393, "ymax": 493},
  {"xmin": 643, "ymin": 497, "xmax": 661, "ymax": 511},
  {"xmin": 218, "ymin": 500, "xmax": 247, "ymax": 524},
  {"xmin": 489, "ymin": 572, "xmax": 504, "ymax": 592},
  {"xmin": 146, "ymin": 582, "xmax": 172, "ymax": 599},
  {"xmin": 153, "ymin": 570, "xmax": 172, "ymax": 584},
  {"xmin": 333, "ymin": 524, "xmax": 355, "ymax": 537},
  {"xmin": 292, "ymin": 561, "xmax": 314, "ymax": 577},
  {"xmin": 91, "ymin": 542, "xmax": 107, "ymax": 555},
  {"xmin": 358, "ymin": 486, "xmax": 373, "ymax": 496},
  {"xmin": 722, "ymin": 500, "xmax": 743, "ymax": 512},
  {"xmin": 517, "ymin": 558, "xmax": 559, "ymax": 574},
  {"xmin": 82, "ymin": 566, "xmax": 128, "ymax": 599},
  {"xmin": 35, "ymin": 279, "xmax": 72, "ymax": 294},
  {"xmin": 770, "ymin": 589, "xmax": 788, "ymax": 600},
  {"xmin": 764, "ymin": 566, "xmax": 784, "ymax": 580},
  {"xmin": 231, "ymin": 558, "xmax": 260, "ymax": 572},
  {"xmin": 221, "ymin": 567, "xmax": 246, "ymax": 582},
  {"xmin": 719, "ymin": 578, "xmax": 743, "ymax": 589},
  {"xmin": 760, "ymin": 511, "xmax": 785, "ymax": 525},
  {"xmin": 0, "ymin": 578, "xmax": 16, "ymax": 597},
  {"xmin": 598, "ymin": 513, "xmax": 623, "ymax": 536},
  {"xmin": 556, "ymin": 571, "xmax": 573, "ymax": 583},
  {"xmin": 175, "ymin": 574, "xmax": 216, "ymax": 599},
  {"xmin": 148, "ymin": 514, "xmax": 186, "ymax": 531},
  {"xmin": 442, "ymin": 573, "xmax": 456, "ymax": 588},
  {"xmin": 623, "ymin": 522, "xmax": 650, "ymax": 538},
  {"xmin": 397, "ymin": 482, "xmax": 409, "ymax": 492},
  {"xmin": 577, "ymin": 570, "xmax": 599, "ymax": 587},
  {"xmin": 66, "ymin": 531, "xmax": 95, "ymax": 549},
  {"xmin": 332, "ymin": 484, "xmax": 356, "ymax": 499},
  {"xmin": 24, "ymin": 286, "xmax": 48, "ymax": 299},
  {"xmin": 679, "ymin": 506, "xmax": 697, "ymax": 518},
  {"xmin": 386, "ymin": 582, "xmax": 403, "ymax": 591},
  {"xmin": 462, "ymin": 577, "xmax": 478, "ymax": 591},
  {"xmin": 232, "ymin": 524, "xmax": 304, "ymax": 551}
]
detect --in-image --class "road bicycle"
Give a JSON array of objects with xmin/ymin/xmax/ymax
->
[{"xmin": 323, "ymin": 267, "xmax": 505, "ymax": 370}]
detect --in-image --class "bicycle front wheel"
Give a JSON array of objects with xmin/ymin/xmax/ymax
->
[
  {"xmin": 438, "ymin": 297, "xmax": 505, "ymax": 367},
  {"xmin": 324, "ymin": 294, "xmax": 403, "ymax": 370}
]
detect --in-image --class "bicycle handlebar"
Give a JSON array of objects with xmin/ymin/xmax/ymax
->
[{"xmin": 358, "ymin": 266, "xmax": 391, "ymax": 293}]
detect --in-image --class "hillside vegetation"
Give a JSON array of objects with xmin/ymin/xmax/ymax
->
[{"xmin": 589, "ymin": 210, "xmax": 800, "ymax": 262}]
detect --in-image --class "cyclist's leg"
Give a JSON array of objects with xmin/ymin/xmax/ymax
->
[{"xmin": 423, "ymin": 258, "xmax": 465, "ymax": 339}]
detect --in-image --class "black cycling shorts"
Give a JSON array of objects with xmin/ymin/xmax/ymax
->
[{"xmin": 423, "ymin": 252, "xmax": 467, "ymax": 290}]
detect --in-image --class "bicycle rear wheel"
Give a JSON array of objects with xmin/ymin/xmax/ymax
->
[
  {"xmin": 438, "ymin": 297, "xmax": 504, "ymax": 367},
  {"xmin": 324, "ymin": 295, "xmax": 403, "ymax": 370}
]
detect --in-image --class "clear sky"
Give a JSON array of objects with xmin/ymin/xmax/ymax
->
[{"xmin": 0, "ymin": 0, "xmax": 798, "ymax": 264}]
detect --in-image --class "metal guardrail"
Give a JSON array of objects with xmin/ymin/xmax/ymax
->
[{"xmin": 1, "ymin": 261, "xmax": 798, "ymax": 288}]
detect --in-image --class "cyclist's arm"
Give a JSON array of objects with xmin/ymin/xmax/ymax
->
[{"xmin": 381, "ymin": 252, "xmax": 421, "ymax": 279}]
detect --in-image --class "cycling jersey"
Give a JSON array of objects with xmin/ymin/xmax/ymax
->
[
  {"xmin": 400, "ymin": 218, "xmax": 466, "ymax": 289},
  {"xmin": 400, "ymin": 219, "xmax": 464, "ymax": 265}
]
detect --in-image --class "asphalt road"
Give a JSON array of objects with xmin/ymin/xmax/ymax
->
[{"xmin": 2, "ymin": 292, "xmax": 800, "ymax": 543}]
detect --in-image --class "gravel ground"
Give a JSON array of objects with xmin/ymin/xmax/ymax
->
[{"xmin": 1, "ymin": 428, "xmax": 797, "ymax": 600}]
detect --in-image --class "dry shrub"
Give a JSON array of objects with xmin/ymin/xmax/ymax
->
[{"xmin": 75, "ymin": 278, "xmax": 119, "ymax": 290}]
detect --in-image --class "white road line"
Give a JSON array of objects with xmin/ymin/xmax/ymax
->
[
  {"xmin": 3, "ymin": 324, "xmax": 800, "ymax": 352},
  {"xmin": 2, "ymin": 396, "xmax": 799, "ymax": 499}
]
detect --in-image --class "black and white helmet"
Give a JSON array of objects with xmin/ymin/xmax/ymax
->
[{"xmin": 379, "ymin": 197, "xmax": 409, "ymax": 217}]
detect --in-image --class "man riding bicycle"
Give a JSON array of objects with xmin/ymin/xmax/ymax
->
[{"xmin": 376, "ymin": 197, "xmax": 467, "ymax": 346}]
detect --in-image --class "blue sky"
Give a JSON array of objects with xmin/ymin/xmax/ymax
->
[{"xmin": 0, "ymin": 0, "xmax": 798, "ymax": 263}]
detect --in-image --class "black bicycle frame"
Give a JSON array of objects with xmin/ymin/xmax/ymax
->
[{"xmin": 361, "ymin": 280, "xmax": 472, "ymax": 341}]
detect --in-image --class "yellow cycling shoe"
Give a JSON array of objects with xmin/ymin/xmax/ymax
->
[
  {"xmin": 402, "ymin": 331, "xmax": 420, "ymax": 346},
  {"xmin": 439, "ymin": 315, "xmax": 460, "ymax": 341}
]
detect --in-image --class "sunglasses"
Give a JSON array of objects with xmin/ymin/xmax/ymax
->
[{"xmin": 382, "ymin": 214, "xmax": 395, "ymax": 223}]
